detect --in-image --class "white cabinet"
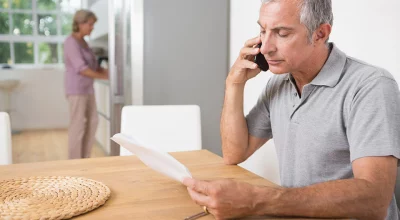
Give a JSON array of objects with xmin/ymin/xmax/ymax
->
[
  {"xmin": 89, "ymin": 0, "xmax": 110, "ymax": 155},
  {"xmin": 94, "ymin": 80, "xmax": 110, "ymax": 155}
]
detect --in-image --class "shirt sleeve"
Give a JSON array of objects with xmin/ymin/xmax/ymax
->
[
  {"xmin": 347, "ymin": 75, "xmax": 400, "ymax": 162},
  {"xmin": 245, "ymin": 83, "xmax": 273, "ymax": 139},
  {"xmin": 64, "ymin": 38, "xmax": 89, "ymax": 74}
]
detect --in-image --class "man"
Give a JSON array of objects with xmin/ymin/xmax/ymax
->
[{"xmin": 183, "ymin": 0, "xmax": 400, "ymax": 219}]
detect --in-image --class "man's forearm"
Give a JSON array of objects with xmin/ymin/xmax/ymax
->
[
  {"xmin": 221, "ymin": 83, "xmax": 249, "ymax": 164},
  {"xmin": 253, "ymin": 179, "xmax": 391, "ymax": 220}
]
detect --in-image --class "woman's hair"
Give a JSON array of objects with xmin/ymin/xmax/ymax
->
[{"xmin": 72, "ymin": 9, "xmax": 97, "ymax": 33}]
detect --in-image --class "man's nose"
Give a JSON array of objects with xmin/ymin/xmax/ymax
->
[{"xmin": 260, "ymin": 34, "xmax": 277, "ymax": 55}]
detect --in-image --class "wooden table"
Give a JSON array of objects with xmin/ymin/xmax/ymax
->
[{"xmin": 0, "ymin": 150, "xmax": 344, "ymax": 219}]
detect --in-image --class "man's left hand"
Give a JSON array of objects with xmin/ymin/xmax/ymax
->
[{"xmin": 183, "ymin": 177, "xmax": 260, "ymax": 220}]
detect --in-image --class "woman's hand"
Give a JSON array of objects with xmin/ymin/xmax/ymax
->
[{"xmin": 100, "ymin": 69, "xmax": 109, "ymax": 80}]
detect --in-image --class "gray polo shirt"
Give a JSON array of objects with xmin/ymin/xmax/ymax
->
[{"xmin": 246, "ymin": 43, "xmax": 400, "ymax": 219}]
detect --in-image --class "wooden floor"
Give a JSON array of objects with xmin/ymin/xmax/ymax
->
[{"xmin": 12, "ymin": 129, "xmax": 107, "ymax": 164}]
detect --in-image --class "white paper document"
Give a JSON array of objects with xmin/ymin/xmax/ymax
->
[{"xmin": 111, "ymin": 133, "xmax": 192, "ymax": 183}]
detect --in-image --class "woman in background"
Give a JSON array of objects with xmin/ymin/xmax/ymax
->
[{"xmin": 64, "ymin": 10, "xmax": 108, "ymax": 159}]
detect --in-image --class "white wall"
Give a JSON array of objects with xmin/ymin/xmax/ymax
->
[
  {"xmin": 89, "ymin": 0, "xmax": 108, "ymax": 41},
  {"xmin": 230, "ymin": 0, "xmax": 400, "ymax": 186},
  {"xmin": 0, "ymin": 69, "xmax": 69, "ymax": 130},
  {"xmin": 330, "ymin": 0, "xmax": 400, "ymax": 82},
  {"xmin": 142, "ymin": 0, "xmax": 229, "ymax": 156}
]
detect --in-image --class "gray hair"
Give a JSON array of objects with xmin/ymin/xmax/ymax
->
[
  {"xmin": 72, "ymin": 9, "xmax": 97, "ymax": 33},
  {"xmin": 261, "ymin": 0, "xmax": 333, "ymax": 42}
]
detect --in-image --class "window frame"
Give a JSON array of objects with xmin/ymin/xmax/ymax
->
[{"xmin": 0, "ymin": 0, "xmax": 81, "ymax": 67}]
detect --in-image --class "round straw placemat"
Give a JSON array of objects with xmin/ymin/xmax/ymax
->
[{"xmin": 0, "ymin": 176, "xmax": 111, "ymax": 220}]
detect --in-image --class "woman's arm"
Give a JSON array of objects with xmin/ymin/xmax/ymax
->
[
  {"xmin": 81, "ymin": 68, "xmax": 108, "ymax": 79},
  {"xmin": 64, "ymin": 38, "xmax": 108, "ymax": 80}
]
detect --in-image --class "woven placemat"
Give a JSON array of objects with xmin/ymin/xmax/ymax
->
[{"xmin": 0, "ymin": 176, "xmax": 111, "ymax": 220}]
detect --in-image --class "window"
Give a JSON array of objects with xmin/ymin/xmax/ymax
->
[{"xmin": 0, "ymin": 0, "xmax": 81, "ymax": 66}]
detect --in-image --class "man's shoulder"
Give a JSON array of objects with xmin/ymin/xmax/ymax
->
[{"xmin": 344, "ymin": 56, "xmax": 396, "ymax": 85}]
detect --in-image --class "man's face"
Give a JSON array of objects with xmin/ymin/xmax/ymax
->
[{"xmin": 258, "ymin": 0, "xmax": 316, "ymax": 74}]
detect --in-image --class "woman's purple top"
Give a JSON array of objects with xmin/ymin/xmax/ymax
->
[{"xmin": 64, "ymin": 35, "xmax": 98, "ymax": 95}]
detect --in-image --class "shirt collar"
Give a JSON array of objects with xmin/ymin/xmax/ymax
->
[{"xmin": 284, "ymin": 43, "xmax": 347, "ymax": 88}]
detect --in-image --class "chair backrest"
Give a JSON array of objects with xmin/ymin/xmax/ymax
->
[
  {"xmin": 119, "ymin": 105, "xmax": 202, "ymax": 155},
  {"xmin": 0, "ymin": 112, "xmax": 12, "ymax": 165}
]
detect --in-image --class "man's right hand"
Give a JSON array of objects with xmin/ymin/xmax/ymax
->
[{"xmin": 226, "ymin": 36, "xmax": 262, "ymax": 85}]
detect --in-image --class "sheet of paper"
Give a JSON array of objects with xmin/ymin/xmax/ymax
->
[{"xmin": 111, "ymin": 133, "xmax": 192, "ymax": 183}]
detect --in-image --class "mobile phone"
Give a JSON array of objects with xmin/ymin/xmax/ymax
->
[{"xmin": 254, "ymin": 43, "xmax": 269, "ymax": 71}]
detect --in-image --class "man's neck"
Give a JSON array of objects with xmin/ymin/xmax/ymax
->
[{"xmin": 291, "ymin": 44, "xmax": 331, "ymax": 94}]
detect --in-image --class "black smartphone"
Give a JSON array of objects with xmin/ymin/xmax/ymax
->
[{"xmin": 254, "ymin": 43, "xmax": 269, "ymax": 71}]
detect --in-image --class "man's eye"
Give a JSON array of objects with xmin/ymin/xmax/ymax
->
[
  {"xmin": 278, "ymin": 32, "xmax": 289, "ymax": 37},
  {"xmin": 260, "ymin": 30, "xmax": 266, "ymax": 35}
]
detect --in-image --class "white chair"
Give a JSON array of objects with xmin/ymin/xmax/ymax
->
[
  {"xmin": 239, "ymin": 141, "xmax": 281, "ymax": 185},
  {"xmin": 119, "ymin": 105, "xmax": 202, "ymax": 156},
  {"xmin": 0, "ymin": 112, "xmax": 12, "ymax": 165}
]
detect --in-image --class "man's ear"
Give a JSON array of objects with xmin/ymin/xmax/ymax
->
[{"xmin": 314, "ymin": 23, "xmax": 332, "ymax": 44}]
